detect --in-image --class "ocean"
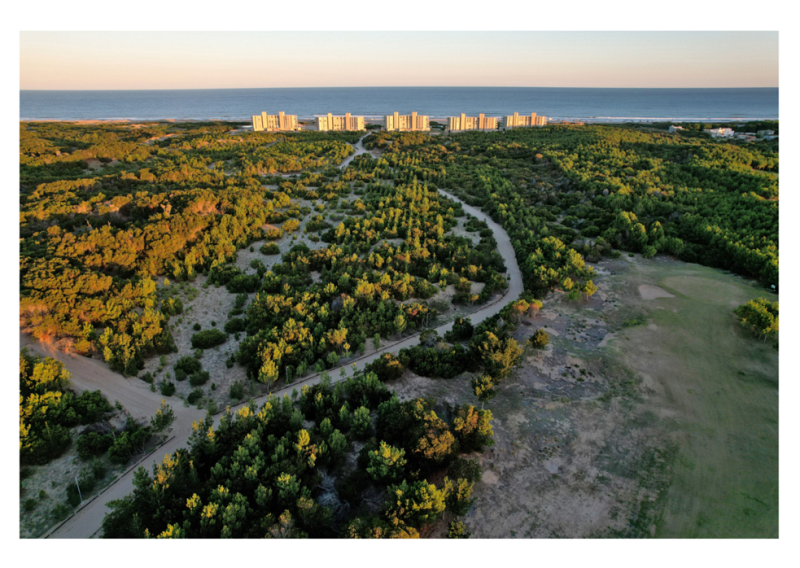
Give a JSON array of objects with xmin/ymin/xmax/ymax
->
[{"xmin": 19, "ymin": 87, "xmax": 778, "ymax": 123}]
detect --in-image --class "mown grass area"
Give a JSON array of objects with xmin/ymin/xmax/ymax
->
[{"xmin": 604, "ymin": 257, "xmax": 778, "ymax": 537}]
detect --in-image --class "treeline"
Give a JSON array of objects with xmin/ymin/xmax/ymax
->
[{"xmin": 360, "ymin": 124, "xmax": 778, "ymax": 290}]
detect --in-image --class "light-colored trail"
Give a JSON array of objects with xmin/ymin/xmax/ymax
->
[
  {"xmin": 338, "ymin": 134, "xmax": 369, "ymax": 169},
  {"xmin": 42, "ymin": 152, "xmax": 522, "ymax": 539}
]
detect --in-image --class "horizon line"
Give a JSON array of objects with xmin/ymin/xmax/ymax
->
[{"xmin": 21, "ymin": 85, "xmax": 779, "ymax": 92}]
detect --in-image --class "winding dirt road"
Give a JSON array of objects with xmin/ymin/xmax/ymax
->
[{"xmin": 41, "ymin": 140, "xmax": 522, "ymax": 538}]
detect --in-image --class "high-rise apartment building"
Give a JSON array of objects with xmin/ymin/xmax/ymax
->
[
  {"xmin": 448, "ymin": 113, "xmax": 498, "ymax": 131},
  {"xmin": 501, "ymin": 112, "xmax": 548, "ymax": 129},
  {"xmin": 317, "ymin": 113, "xmax": 365, "ymax": 132},
  {"xmin": 384, "ymin": 111, "xmax": 430, "ymax": 131},
  {"xmin": 252, "ymin": 111, "xmax": 300, "ymax": 132}
]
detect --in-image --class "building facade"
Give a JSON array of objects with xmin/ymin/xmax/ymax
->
[
  {"xmin": 317, "ymin": 113, "xmax": 365, "ymax": 132},
  {"xmin": 448, "ymin": 113, "xmax": 498, "ymax": 132},
  {"xmin": 385, "ymin": 111, "xmax": 430, "ymax": 131},
  {"xmin": 704, "ymin": 127, "xmax": 735, "ymax": 138},
  {"xmin": 252, "ymin": 111, "xmax": 300, "ymax": 132},
  {"xmin": 501, "ymin": 112, "xmax": 548, "ymax": 129}
]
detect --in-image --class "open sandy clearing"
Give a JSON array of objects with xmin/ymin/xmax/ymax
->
[{"xmin": 639, "ymin": 284, "xmax": 675, "ymax": 300}]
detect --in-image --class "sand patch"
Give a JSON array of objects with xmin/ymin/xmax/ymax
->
[
  {"xmin": 482, "ymin": 470, "xmax": 500, "ymax": 485},
  {"xmin": 639, "ymin": 285, "xmax": 675, "ymax": 300}
]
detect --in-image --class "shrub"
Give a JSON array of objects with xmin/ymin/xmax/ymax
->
[
  {"xmin": 189, "ymin": 371, "xmax": 210, "ymax": 387},
  {"xmin": 51, "ymin": 504, "xmax": 70, "ymax": 522},
  {"xmin": 175, "ymin": 356, "xmax": 202, "ymax": 375},
  {"xmin": 24, "ymin": 499, "xmax": 36, "ymax": 512},
  {"xmin": 108, "ymin": 426, "xmax": 151, "ymax": 464},
  {"xmin": 529, "ymin": 329, "xmax": 550, "ymax": 349},
  {"xmin": 229, "ymin": 381, "xmax": 245, "ymax": 400},
  {"xmin": 260, "ymin": 243, "xmax": 280, "ymax": 255},
  {"xmin": 282, "ymin": 219, "xmax": 301, "ymax": 233},
  {"xmin": 363, "ymin": 353, "xmax": 404, "ymax": 382},
  {"xmin": 174, "ymin": 368, "xmax": 187, "ymax": 381},
  {"xmin": 193, "ymin": 323, "xmax": 201, "ymax": 331},
  {"xmin": 444, "ymin": 317, "xmax": 474, "ymax": 342},
  {"xmin": 76, "ymin": 432, "xmax": 113, "ymax": 460},
  {"xmin": 191, "ymin": 329, "xmax": 227, "ymax": 349},
  {"xmin": 447, "ymin": 457, "xmax": 483, "ymax": 484},
  {"xmin": 72, "ymin": 391, "xmax": 113, "ymax": 423},
  {"xmin": 187, "ymin": 388, "xmax": 204, "ymax": 405},
  {"xmin": 264, "ymin": 228, "xmax": 284, "ymax": 240},
  {"xmin": 159, "ymin": 381, "xmax": 176, "ymax": 397},
  {"xmin": 226, "ymin": 274, "xmax": 260, "ymax": 293},
  {"xmin": 224, "ymin": 317, "xmax": 246, "ymax": 333}
]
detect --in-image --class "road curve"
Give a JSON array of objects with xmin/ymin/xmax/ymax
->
[{"xmin": 45, "ymin": 167, "xmax": 522, "ymax": 539}]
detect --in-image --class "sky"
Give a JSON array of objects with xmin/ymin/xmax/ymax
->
[{"xmin": 19, "ymin": 31, "xmax": 779, "ymax": 90}]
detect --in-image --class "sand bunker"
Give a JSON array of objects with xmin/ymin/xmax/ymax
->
[{"xmin": 639, "ymin": 285, "xmax": 675, "ymax": 300}]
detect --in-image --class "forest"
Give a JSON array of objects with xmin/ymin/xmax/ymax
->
[{"xmin": 20, "ymin": 119, "xmax": 778, "ymax": 538}]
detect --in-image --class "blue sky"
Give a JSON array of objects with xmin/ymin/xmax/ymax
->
[{"xmin": 20, "ymin": 31, "xmax": 778, "ymax": 90}]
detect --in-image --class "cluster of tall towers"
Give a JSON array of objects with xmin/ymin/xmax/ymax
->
[{"xmin": 251, "ymin": 110, "xmax": 550, "ymax": 132}]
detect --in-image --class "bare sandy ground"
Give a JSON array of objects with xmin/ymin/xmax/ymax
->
[{"xmin": 639, "ymin": 284, "xmax": 675, "ymax": 300}]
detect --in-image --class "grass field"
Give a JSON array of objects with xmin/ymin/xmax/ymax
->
[{"xmin": 605, "ymin": 257, "xmax": 778, "ymax": 537}]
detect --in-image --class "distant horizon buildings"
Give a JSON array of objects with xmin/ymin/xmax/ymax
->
[
  {"xmin": 252, "ymin": 111, "xmax": 300, "ymax": 132},
  {"xmin": 502, "ymin": 112, "xmax": 548, "ymax": 129},
  {"xmin": 317, "ymin": 112, "xmax": 365, "ymax": 132},
  {"xmin": 704, "ymin": 127, "xmax": 735, "ymax": 138},
  {"xmin": 385, "ymin": 111, "xmax": 429, "ymax": 132},
  {"xmin": 448, "ymin": 113, "xmax": 498, "ymax": 132}
]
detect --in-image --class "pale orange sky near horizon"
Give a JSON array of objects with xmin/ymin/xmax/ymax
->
[{"xmin": 20, "ymin": 31, "xmax": 778, "ymax": 90}]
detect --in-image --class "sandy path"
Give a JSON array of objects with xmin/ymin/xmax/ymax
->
[
  {"xmin": 338, "ymin": 134, "xmax": 369, "ymax": 169},
  {"xmin": 20, "ymin": 335, "xmax": 206, "ymax": 539},
  {"xmin": 44, "ymin": 175, "xmax": 523, "ymax": 539}
]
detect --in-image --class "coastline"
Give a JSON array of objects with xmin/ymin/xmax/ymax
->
[{"xmin": 19, "ymin": 116, "xmax": 778, "ymax": 124}]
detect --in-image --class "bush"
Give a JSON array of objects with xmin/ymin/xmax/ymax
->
[
  {"xmin": 189, "ymin": 371, "xmax": 210, "ymax": 386},
  {"xmin": 174, "ymin": 368, "xmax": 187, "ymax": 381},
  {"xmin": 191, "ymin": 329, "xmax": 227, "ymax": 349},
  {"xmin": 282, "ymin": 219, "xmax": 301, "ymax": 233},
  {"xmin": 193, "ymin": 323, "xmax": 201, "ymax": 331},
  {"xmin": 159, "ymin": 381, "xmax": 176, "ymax": 397},
  {"xmin": 264, "ymin": 228, "xmax": 284, "ymax": 240},
  {"xmin": 260, "ymin": 243, "xmax": 280, "ymax": 255},
  {"xmin": 444, "ymin": 317, "xmax": 474, "ymax": 342},
  {"xmin": 447, "ymin": 457, "xmax": 483, "ymax": 484},
  {"xmin": 72, "ymin": 390, "xmax": 113, "ymax": 424},
  {"xmin": 175, "ymin": 356, "xmax": 202, "ymax": 376},
  {"xmin": 76, "ymin": 432, "xmax": 113, "ymax": 460},
  {"xmin": 226, "ymin": 274, "xmax": 260, "ymax": 294},
  {"xmin": 229, "ymin": 381, "xmax": 245, "ymax": 400},
  {"xmin": 187, "ymin": 388, "xmax": 204, "ymax": 405},
  {"xmin": 224, "ymin": 317, "xmax": 246, "ymax": 333},
  {"xmin": 363, "ymin": 353, "xmax": 404, "ymax": 382},
  {"xmin": 529, "ymin": 329, "xmax": 550, "ymax": 349},
  {"xmin": 140, "ymin": 372, "xmax": 153, "ymax": 384},
  {"xmin": 24, "ymin": 499, "xmax": 37, "ymax": 512},
  {"xmin": 107, "ymin": 426, "xmax": 151, "ymax": 464}
]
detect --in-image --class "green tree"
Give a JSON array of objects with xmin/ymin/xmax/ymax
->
[
  {"xmin": 367, "ymin": 441, "xmax": 407, "ymax": 484},
  {"xmin": 150, "ymin": 399, "xmax": 175, "ymax": 435}
]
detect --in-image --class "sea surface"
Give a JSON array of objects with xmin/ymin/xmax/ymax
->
[{"xmin": 20, "ymin": 87, "xmax": 779, "ymax": 123}]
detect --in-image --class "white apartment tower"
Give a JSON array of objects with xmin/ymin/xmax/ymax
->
[
  {"xmin": 449, "ymin": 113, "xmax": 499, "ymax": 132},
  {"xmin": 384, "ymin": 111, "xmax": 430, "ymax": 131},
  {"xmin": 252, "ymin": 111, "xmax": 300, "ymax": 132},
  {"xmin": 501, "ymin": 112, "xmax": 548, "ymax": 129},
  {"xmin": 317, "ymin": 113, "xmax": 365, "ymax": 132}
]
